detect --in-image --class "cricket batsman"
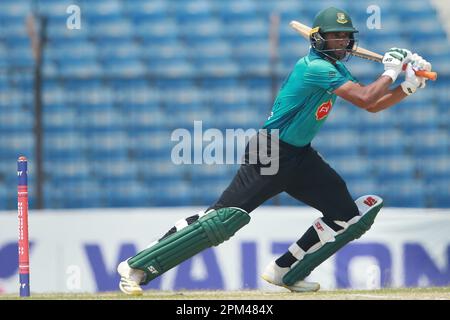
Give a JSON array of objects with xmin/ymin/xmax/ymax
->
[{"xmin": 117, "ymin": 7, "xmax": 432, "ymax": 294}]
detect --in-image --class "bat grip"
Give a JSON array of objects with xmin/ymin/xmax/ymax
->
[
  {"xmin": 415, "ymin": 70, "xmax": 437, "ymax": 81},
  {"xmin": 401, "ymin": 64, "xmax": 437, "ymax": 81}
]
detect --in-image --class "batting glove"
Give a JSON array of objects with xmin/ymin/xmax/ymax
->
[
  {"xmin": 410, "ymin": 53, "xmax": 432, "ymax": 89},
  {"xmin": 382, "ymin": 48, "xmax": 413, "ymax": 82},
  {"xmin": 401, "ymin": 63, "xmax": 423, "ymax": 95}
]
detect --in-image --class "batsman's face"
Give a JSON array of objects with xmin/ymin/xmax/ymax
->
[{"xmin": 324, "ymin": 32, "xmax": 351, "ymax": 59}]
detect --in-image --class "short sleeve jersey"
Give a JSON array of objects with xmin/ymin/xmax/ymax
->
[{"xmin": 263, "ymin": 48, "xmax": 357, "ymax": 147}]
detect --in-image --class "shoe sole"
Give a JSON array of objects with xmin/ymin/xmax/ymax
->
[
  {"xmin": 261, "ymin": 275, "xmax": 320, "ymax": 293},
  {"xmin": 119, "ymin": 282, "xmax": 143, "ymax": 296}
]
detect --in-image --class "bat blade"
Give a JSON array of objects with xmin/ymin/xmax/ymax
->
[
  {"xmin": 351, "ymin": 46, "xmax": 383, "ymax": 62},
  {"xmin": 289, "ymin": 20, "xmax": 437, "ymax": 80},
  {"xmin": 289, "ymin": 20, "xmax": 382, "ymax": 61}
]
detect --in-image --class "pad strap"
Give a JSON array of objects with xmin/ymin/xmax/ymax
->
[{"xmin": 313, "ymin": 218, "xmax": 338, "ymax": 244}]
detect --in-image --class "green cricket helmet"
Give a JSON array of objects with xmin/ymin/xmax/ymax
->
[{"xmin": 310, "ymin": 7, "xmax": 359, "ymax": 60}]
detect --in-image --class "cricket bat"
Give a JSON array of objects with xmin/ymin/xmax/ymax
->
[{"xmin": 290, "ymin": 20, "xmax": 437, "ymax": 81}]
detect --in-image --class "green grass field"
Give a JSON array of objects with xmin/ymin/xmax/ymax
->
[{"xmin": 1, "ymin": 287, "xmax": 450, "ymax": 300}]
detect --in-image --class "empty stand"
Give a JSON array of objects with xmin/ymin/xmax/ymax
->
[{"xmin": 0, "ymin": 0, "xmax": 449, "ymax": 209}]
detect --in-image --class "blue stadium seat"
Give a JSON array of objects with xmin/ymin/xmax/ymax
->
[
  {"xmin": 226, "ymin": 19, "xmax": 269, "ymax": 42},
  {"xmin": 89, "ymin": 17, "xmax": 133, "ymax": 39},
  {"xmin": 345, "ymin": 177, "xmax": 378, "ymax": 199},
  {"xmin": 43, "ymin": 105, "xmax": 77, "ymax": 134},
  {"xmin": 393, "ymin": 1, "xmax": 437, "ymax": 20},
  {"xmin": 58, "ymin": 59, "xmax": 103, "ymax": 78},
  {"xmin": 147, "ymin": 57, "xmax": 196, "ymax": 78},
  {"xmin": 46, "ymin": 39, "xmax": 97, "ymax": 62},
  {"xmin": 103, "ymin": 58, "xmax": 147, "ymax": 77},
  {"xmin": 180, "ymin": 19, "xmax": 225, "ymax": 44},
  {"xmin": 6, "ymin": 42, "xmax": 34, "ymax": 67},
  {"xmin": 191, "ymin": 177, "xmax": 231, "ymax": 205},
  {"xmin": 161, "ymin": 86, "xmax": 204, "ymax": 109},
  {"xmin": 79, "ymin": 0, "xmax": 122, "ymax": 19},
  {"xmin": 216, "ymin": 0, "xmax": 259, "ymax": 24},
  {"xmin": 414, "ymin": 40, "xmax": 450, "ymax": 57},
  {"xmin": 426, "ymin": 178, "xmax": 450, "ymax": 207},
  {"xmin": 213, "ymin": 107, "xmax": 262, "ymax": 130},
  {"xmin": 356, "ymin": 107, "xmax": 399, "ymax": 131},
  {"xmin": 0, "ymin": 134, "xmax": 34, "ymax": 161},
  {"xmin": 36, "ymin": 0, "xmax": 74, "ymax": 16},
  {"xmin": 186, "ymin": 39, "xmax": 233, "ymax": 63},
  {"xmin": 245, "ymin": 79, "xmax": 273, "ymax": 109},
  {"xmin": 327, "ymin": 156, "xmax": 372, "ymax": 181},
  {"xmin": 418, "ymin": 155, "xmax": 450, "ymax": 182},
  {"xmin": 97, "ymin": 41, "xmax": 140, "ymax": 62},
  {"xmin": 109, "ymin": 79, "xmax": 156, "ymax": 106},
  {"xmin": 78, "ymin": 103, "xmax": 124, "ymax": 133},
  {"xmin": 425, "ymin": 53, "xmax": 450, "ymax": 74},
  {"xmin": 279, "ymin": 42, "xmax": 309, "ymax": 72},
  {"xmin": 0, "ymin": 47, "xmax": 7, "ymax": 69},
  {"xmin": 91, "ymin": 158, "xmax": 138, "ymax": 185},
  {"xmin": 102, "ymin": 180, "xmax": 150, "ymax": 207},
  {"xmin": 373, "ymin": 155, "xmax": 417, "ymax": 182},
  {"xmin": 0, "ymin": 75, "xmax": 8, "ymax": 90},
  {"xmin": 0, "ymin": 1, "xmax": 31, "ymax": 18},
  {"xmin": 44, "ymin": 180, "xmax": 104, "ymax": 209},
  {"xmin": 190, "ymin": 163, "xmax": 232, "ymax": 180},
  {"xmin": 42, "ymin": 80, "xmax": 65, "ymax": 105},
  {"xmin": 123, "ymin": 106, "xmax": 168, "ymax": 133},
  {"xmin": 84, "ymin": 131, "xmax": 128, "ymax": 160},
  {"xmin": 172, "ymin": 0, "xmax": 213, "ymax": 24},
  {"xmin": 151, "ymin": 180, "xmax": 193, "ymax": 206},
  {"xmin": 362, "ymin": 129, "xmax": 407, "ymax": 156},
  {"xmin": 44, "ymin": 155, "xmax": 90, "ymax": 184},
  {"xmin": 133, "ymin": 18, "xmax": 179, "ymax": 42},
  {"xmin": 141, "ymin": 40, "xmax": 188, "ymax": 61},
  {"xmin": 129, "ymin": 129, "xmax": 175, "ymax": 159},
  {"xmin": 314, "ymin": 129, "xmax": 361, "ymax": 157},
  {"xmin": 379, "ymin": 179, "xmax": 426, "ymax": 207},
  {"xmin": 0, "ymin": 108, "xmax": 34, "ymax": 133},
  {"xmin": 122, "ymin": 0, "xmax": 168, "ymax": 20},
  {"xmin": 137, "ymin": 154, "xmax": 188, "ymax": 185},
  {"xmin": 63, "ymin": 80, "xmax": 113, "ymax": 105},
  {"xmin": 168, "ymin": 109, "xmax": 215, "ymax": 129},
  {"xmin": 409, "ymin": 129, "xmax": 448, "ymax": 157},
  {"xmin": 398, "ymin": 105, "xmax": 439, "ymax": 133},
  {"xmin": 256, "ymin": 0, "xmax": 302, "ymax": 16}
]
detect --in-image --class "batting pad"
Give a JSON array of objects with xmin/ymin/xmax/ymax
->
[
  {"xmin": 283, "ymin": 195, "xmax": 383, "ymax": 286},
  {"xmin": 128, "ymin": 207, "xmax": 250, "ymax": 285}
]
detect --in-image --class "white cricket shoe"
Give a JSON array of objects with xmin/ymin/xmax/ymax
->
[
  {"xmin": 261, "ymin": 260, "xmax": 320, "ymax": 292},
  {"xmin": 117, "ymin": 261, "xmax": 145, "ymax": 296}
]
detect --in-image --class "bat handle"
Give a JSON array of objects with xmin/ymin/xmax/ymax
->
[
  {"xmin": 401, "ymin": 64, "xmax": 437, "ymax": 81},
  {"xmin": 415, "ymin": 70, "xmax": 437, "ymax": 81}
]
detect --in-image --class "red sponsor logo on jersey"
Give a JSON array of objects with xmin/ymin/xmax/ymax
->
[
  {"xmin": 364, "ymin": 196, "xmax": 378, "ymax": 207},
  {"xmin": 315, "ymin": 221, "xmax": 324, "ymax": 232},
  {"xmin": 315, "ymin": 100, "xmax": 333, "ymax": 120}
]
